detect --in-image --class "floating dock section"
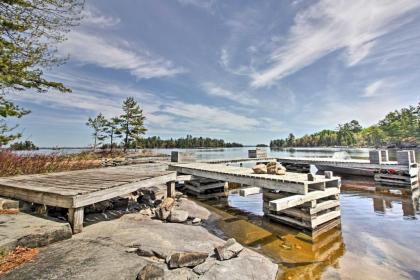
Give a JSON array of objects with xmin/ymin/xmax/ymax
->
[
  {"xmin": 169, "ymin": 162, "xmax": 341, "ymax": 230},
  {"xmin": 205, "ymin": 149, "xmax": 419, "ymax": 190}
]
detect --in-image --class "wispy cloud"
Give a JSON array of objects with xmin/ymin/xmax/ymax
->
[
  {"xmin": 363, "ymin": 79, "xmax": 387, "ymax": 97},
  {"xmin": 202, "ymin": 82, "xmax": 259, "ymax": 106},
  {"xmin": 60, "ymin": 31, "xmax": 185, "ymax": 79},
  {"xmin": 251, "ymin": 0, "xmax": 420, "ymax": 88},
  {"xmin": 81, "ymin": 5, "xmax": 121, "ymax": 27},
  {"xmin": 176, "ymin": 0, "xmax": 216, "ymax": 12}
]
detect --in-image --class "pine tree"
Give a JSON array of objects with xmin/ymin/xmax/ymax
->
[
  {"xmin": 117, "ymin": 97, "xmax": 147, "ymax": 151},
  {"xmin": 86, "ymin": 113, "xmax": 107, "ymax": 151},
  {"xmin": 103, "ymin": 117, "xmax": 121, "ymax": 152}
]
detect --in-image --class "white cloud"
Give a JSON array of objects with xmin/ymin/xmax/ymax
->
[
  {"xmin": 176, "ymin": 0, "xmax": 216, "ymax": 12},
  {"xmin": 81, "ymin": 5, "xmax": 121, "ymax": 27},
  {"xmin": 60, "ymin": 31, "xmax": 185, "ymax": 79},
  {"xmin": 363, "ymin": 79, "xmax": 387, "ymax": 97},
  {"xmin": 202, "ymin": 82, "xmax": 259, "ymax": 106},
  {"xmin": 164, "ymin": 101, "xmax": 260, "ymax": 130},
  {"xmin": 251, "ymin": 0, "xmax": 420, "ymax": 88}
]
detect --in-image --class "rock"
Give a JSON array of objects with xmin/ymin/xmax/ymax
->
[
  {"xmin": 278, "ymin": 164, "xmax": 286, "ymax": 171},
  {"xmin": 192, "ymin": 259, "xmax": 216, "ymax": 275},
  {"xmin": 164, "ymin": 267, "xmax": 198, "ymax": 280},
  {"xmin": 136, "ymin": 264, "xmax": 164, "ymax": 280},
  {"xmin": 168, "ymin": 210, "xmax": 189, "ymax": 223},
  {"xmin": 215, "ymin": 238, "xmax": 243, "ymax": 261},
  {"xmin": 125, "ymin": 248, "xmax": 138, "ymax": 253},
  {"xmin": 267, "ymin": 165, "xmax": 277, "ymax": 175},
  {"xmin": 0, "ymin": 197, "xmax": 19, "ymax": 210},
  {"xmin": 136, "ymin": 246, "xmax": 156, "ymax": 257},
  {"xmin": 192, "ymin": 218, "xmax": 201, "ymax": 224},
  {"xmin": 137, "ymin": 194, "xmax": 155, "ymax": 208},
  {"xmin": 139, "ymin": 186, "xmax": 167, "ymax": 201},
  {"xmin": 276, "ymin": 169, "xmax": 286, "ymax": 175},
  {"xmin": 155, "ymin": 208, "xmax": 170, "ymax": 221},
  {"xmin": 139, "ymin": 208, "xmax": 152, "ymax": 216},
  {"xmin": 160, "ymin": 198, "xmax": 175, "ymax": 211},
  {"xmin": 85, "ymin": 201, "xmax": 113, "ymax": 214},
  {"xmin": 266, "ymin": 162, "xmax": 277, "ymax": 167},
  {"xmin": 168, "ymin": 252, "xmax": 208, "ymax": 268},
  {"xmin": 174, "ymin": 198, "xmax": 210, "ymax": 220},
  {"xmin": 252, "ymin": 164, "xmax": 267, "ymax": 174}
]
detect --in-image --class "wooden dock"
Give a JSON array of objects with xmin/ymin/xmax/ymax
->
[
  {"xmin": 170, "ymin": 162, "xmax": 341, "ymax": 230},
  {"xmin": 0, "ymin": 164, "xmax": 176, "ymax": 233}
]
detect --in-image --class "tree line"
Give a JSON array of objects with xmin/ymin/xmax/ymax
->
[
  {"xmin": 270, "ymin": 103, "xmax": 420, "ymax": 148},
  {"xmin": 135, "ymin": 135, "xmax": 243, "ymax": 149}
]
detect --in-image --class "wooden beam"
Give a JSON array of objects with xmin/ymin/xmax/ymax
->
[
  {"xmin": 166, "ymin": 181, "xmax": 176, "ymax": 198},
  {"xmin": 239, "ymin": 187, "xmax": 261, "ymax": 197},
  {"xmin": 68, "ymin": 207, "xmax": 84, "ymax": 234},
  {"xmin": 269, "ymin": 187, "xmax": 340, "ymax": 212}
]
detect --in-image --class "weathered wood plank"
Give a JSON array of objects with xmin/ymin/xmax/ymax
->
[
  {"xmin": 68, "ymin": 207, "xmax": 84, "ymax": 234},
  {"xmin": 269, "ymin": 188, "xmax": 340, "ymax": 212}
]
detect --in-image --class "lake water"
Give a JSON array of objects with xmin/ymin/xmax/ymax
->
[
  {"xmin": 13, "ymin": 147, "xmax": 420, "ymax": 279},
  {"xmin": 158, "ymin": 147, "xmax": 419, "ymax": 280}
]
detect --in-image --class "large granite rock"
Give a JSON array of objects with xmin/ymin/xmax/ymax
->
[{"xmin": 0, "ymin": 212, "xmax": 72, "ymax": 252}]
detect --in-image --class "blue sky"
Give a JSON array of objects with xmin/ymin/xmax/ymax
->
[{"xmin": 8, "ymin": 0, "xmax": 420, "ymax": 146}]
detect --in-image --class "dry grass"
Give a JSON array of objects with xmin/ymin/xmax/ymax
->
[
  {"xmin": 0, "ymin": 209, "xmax": 19, "ymax": 214},
  {"xmin": 0, "ymin": 151, "xmax": 104, "ymax": 177},
  {"xmin": 0, "ymin": 247, "xmax": 39, "ymax": 275}
]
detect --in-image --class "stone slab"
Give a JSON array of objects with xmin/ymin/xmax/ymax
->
[{"xmin": 0, "ymin": 212, "xmax": 72, "ymax": 253}]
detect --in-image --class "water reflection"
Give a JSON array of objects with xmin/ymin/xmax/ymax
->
[
  {"xmin": 201, "ymin": 178, "xmax": 420, "ymax": 280},
  {"xmin": 204, "ymin": 194, "xmax": 345, "ymax": 280}
]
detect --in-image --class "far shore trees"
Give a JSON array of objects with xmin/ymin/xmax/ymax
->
[
  {"xmin": 86, "ymin": 113, "xmax": 107, "ymax": 151},
  {"xmin": 0, "ymin": 0, "xmax": 84, "ymax": 147},
  {"xmin": 270, "ymin": 103, "xmax": 420, "ymax": 148}
]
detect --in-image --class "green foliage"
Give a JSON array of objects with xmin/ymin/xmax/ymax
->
[
  {"xmin": 86, "ymin": 113, "xmax": 107, "ymax": 151},
  {"xmin": 270, "ymin": 104, "xmax": 420, "ymax": 148},
  {"xmin": 0, "ymin": 95, "xmax": 30, "ymax": 146},
  {"xmin": 1, "ymin": 0, "xmax": 84, "ymax": 93},
  {"xmin": 135, "ymin": 135, "xmax": 243, "ymax": 149},
  {"xmin": 9, "ymin": 140, "xmax": 38, "ymax": 150},
  {"xmin": 116, "ymin": 97, "xmax": 147, "ymax": 151},
  {"xmin": 102, "ymin": 117, "xmax": 121, "ymax": 152}
]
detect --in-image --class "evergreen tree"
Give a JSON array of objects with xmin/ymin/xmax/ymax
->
[
  {"xmin": 86, "ymin": 113, "xmax": 107, "ymax": 151},
  {"xmin": 103, "ymin": 117, "xmax": 121, "ymax": 152},
  {"xmin": 117, "ymin": 97, "xmax": 147, "ymax": 151},
  {"xmin": 1, "ymin": 0, "xmax": 84, "ymax": 145},
  {"xmin": 0, "ymin": 95, "xmax": 30, "ymax": 147}
]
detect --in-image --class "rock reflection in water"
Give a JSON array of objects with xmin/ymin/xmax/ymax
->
[{"xmin": 204, "ymin": 193, "xmax": 345, "ymax": 280}]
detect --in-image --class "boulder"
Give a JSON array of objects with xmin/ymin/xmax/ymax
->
[
  {"xmin": 276, "ymin": 169, "xmax": 286, "ymax": 175},
  {"xmin": 266, "ymin": 162, "xmax": 277, "ymax": 167},
  {"xmin": 168, "ymin": 210, "xmax": 189, "ymax": 223},
  {"xmin": 155, "ymin": 208, "xmax": 170, "ymax": 221},
  {"xmin": 168, "ymin": 252, "xmax": 208, "ymax": 268},
  {"xmin": 136, "ymin": 264, "xmax": 164, "ymax": 280},
  {"xmin": 252, "ymin": 164, "xmax": 267, "ymax": 174},
  {"xmin": 267, "ymin": 165, "xmax": 277, "ymax": 175},
  {"xmin": 192, "ymin": 218, "xmax": 201, "ymax": 224},
  {"xmin": 215, "ymin": 238, "xmax": 243, "ymax": 261}
]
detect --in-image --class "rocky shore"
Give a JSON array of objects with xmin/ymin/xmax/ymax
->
[{"xmin": 1, "ymin": 187, "xmax": 279, "ymax": 280}]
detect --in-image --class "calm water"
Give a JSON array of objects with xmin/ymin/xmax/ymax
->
[
  {"xmin": 15, "ymin": 147, "xmax": 420, "ymax": 279},
  {"xmin": 164, "ymin": 147, "xmax": 419, "ymax": 280}
]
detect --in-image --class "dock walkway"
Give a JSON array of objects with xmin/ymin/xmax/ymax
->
[{"xmin": 0, "ymin": 164, "xmax": 176, "ymax": 233}]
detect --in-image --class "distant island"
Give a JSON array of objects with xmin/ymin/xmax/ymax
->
[{"xmin": 270, "ymin": 103, "xmax": 419, "ymax": 148}]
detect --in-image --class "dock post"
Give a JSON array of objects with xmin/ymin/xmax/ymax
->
[
  {"xmin": 167, "ymin": 181, "xmax": 176, "ymax": 198},
  {"xmin": 68, "ymin": 207, "xmax": 84, "ymax": 234}
]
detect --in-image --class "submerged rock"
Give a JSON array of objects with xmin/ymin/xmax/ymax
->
[
  {"xmin": 136, "ymin": 264, "xmax": 164, "ymax": 280},
  {"xmin": 168, "ymin": 210, "xmax": 189, "ymax": 223},
  {"xmin": 252, "ymin": 164, "xmax": 267, "ymax": 174},
  {"xmin": 215, "ymin": 238, "xmax": 243, "ymax": 261},
  {"xmin": 168, "ymin": 252, "xmax": 208, "ymax": 268}
]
